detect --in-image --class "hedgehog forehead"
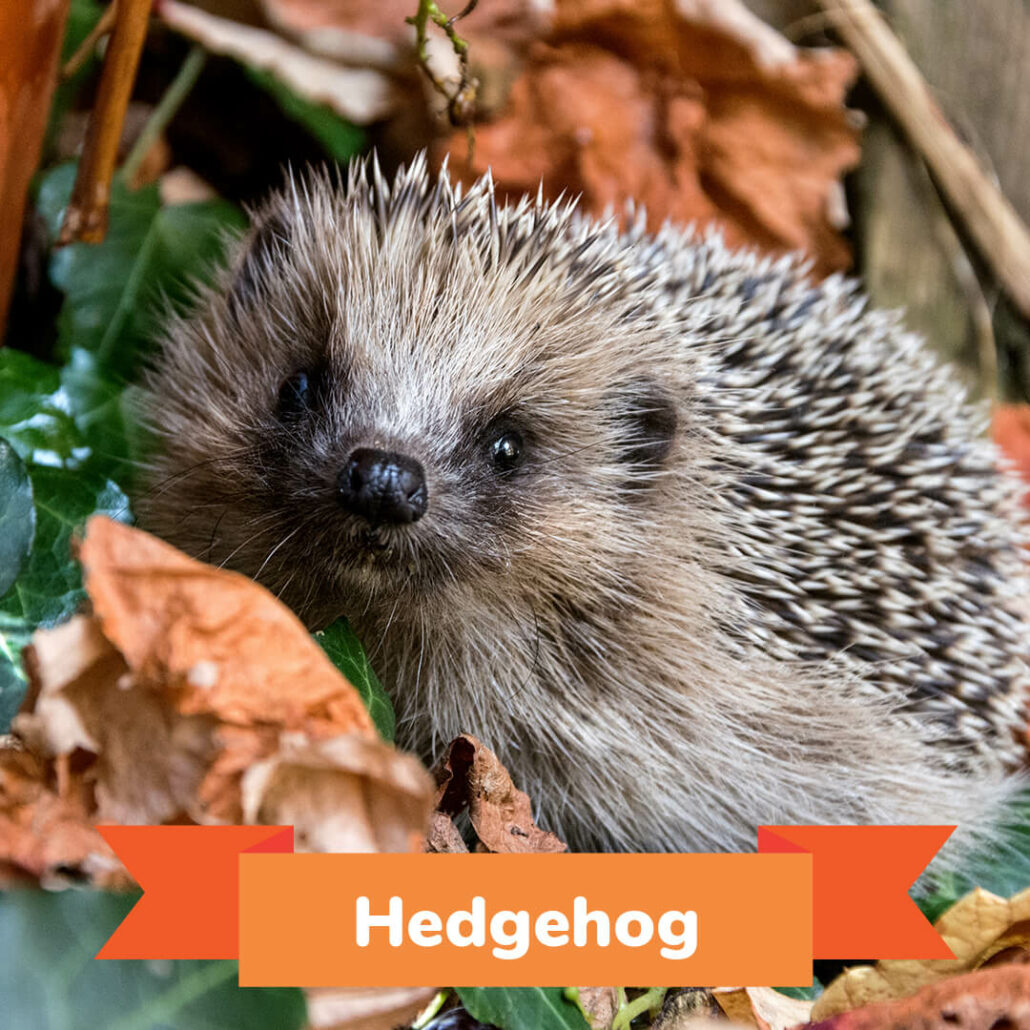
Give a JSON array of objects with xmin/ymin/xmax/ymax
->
[{"xmin": 307, "ymin": 216, "xmax": 645, "ymax": 404}]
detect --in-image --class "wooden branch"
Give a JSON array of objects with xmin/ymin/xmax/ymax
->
[
  {"xmin": 59, "ymin": 0, "xmax": 154, "ymax": 245},
  {"xmin": 816, "ymin": 0, "xmax": 1030, "ymax": 321},
  {"xmin": 62, "ymin": 0, "xmax": 118, "ymax": 80},
  {"xmin": 0, "ymin": 0, "xmax": 71, "ymax": 336}
]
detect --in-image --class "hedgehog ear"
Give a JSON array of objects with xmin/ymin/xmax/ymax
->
[
  {"xmin": 612, "ymin": 384, "xmax": 678, "ymax": 486},
  {"xmin": 227, "ymin": 209, "xmax": 291, "ymax": 315}
]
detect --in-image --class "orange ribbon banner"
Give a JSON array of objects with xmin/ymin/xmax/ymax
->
[{"xmin": 97, "ymin": 825, "xmax": 954, "ymax": 987}]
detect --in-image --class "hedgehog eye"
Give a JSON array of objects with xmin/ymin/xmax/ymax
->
[
  {"xmin": 277, "ymin": 371, "xmax": 312, "ymax": 419},
  {"xmin": 490, "ymin": 430, "xmax": 524, "ymax": 473}
]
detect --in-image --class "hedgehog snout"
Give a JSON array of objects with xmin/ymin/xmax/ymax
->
[{"xmin": 336, "ymin": 448, "xmax": 428, "ymax": 525}]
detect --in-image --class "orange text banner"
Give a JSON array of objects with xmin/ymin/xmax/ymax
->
[
  {"xmin": 238, "ymin": 852, "xmax": 813, "ymax": 987},
  {"xmin": 95, "ymin": 824, "xmax": 955, "ymax": 986}
]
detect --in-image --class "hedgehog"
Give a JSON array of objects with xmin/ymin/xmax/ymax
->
[{"xmin": 137, "ymin": 154, "xmax": 1030, "ymax": 858}]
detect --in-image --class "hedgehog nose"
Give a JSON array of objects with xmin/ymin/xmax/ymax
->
[{"xmin": 337, "ymin": 448, "xmax": 428, "ymax": 525}]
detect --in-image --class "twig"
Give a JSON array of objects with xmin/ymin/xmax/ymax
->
[
  {"xmin": 120, "ymin": 44, "xmax": 205, "ymax": 185},
  {"xmin": 62, "ymin": 0, "xmax": 118, "ymax": 80},
  {"xmin": 815, "ymin": 0, "xmax": 1030, "ymax": 322},
  {"xmin": 406, "ymin": 0, "xmax": 479, "ymax": 129},
  {"xmin": 411, "ymin": 990, "xmax": 449, "ymax": 1029},
  {"xmin": 611, "ymin": 987, "xmax": 668, "ymax": 1030},
  {"xmin": 59, "ymin": 0, "xmax": 154, "ymax": 245}
]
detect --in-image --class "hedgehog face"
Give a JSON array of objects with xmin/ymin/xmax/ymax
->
[{"xmin": 139, "ymin": 165, "xmax": 687, "ymax": 629}]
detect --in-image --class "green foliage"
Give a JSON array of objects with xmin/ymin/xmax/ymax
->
[
  {"xmin": 46, "ymin": 0, "xmax": 107, "ymax": 155},
  {"xmin": 0, "ymin": 440, "xmax": 35, "ymax": 598},
  {"xmin": 0, "ymin": 890, "xmax": 307, "ymax": 1030},
  {"xmin": 315, "ymin": 619, "xmax": 397, "ymax": 741},
  {"xmin": 457, "ymin": 988, "xmax": 591, "ymax": 1030},
  {"xmin": 38, "ymin": 163, "xmax": 245, "ymax": 483},
  {"xmin": 917, "ymin": 785, "xmax": 1030, "ymax": 923},
  {"xmin": 246, "ymin": 68, "xmax": 366, "ymax": 162},
  {"xmin": 0, "ymin": 347, "xmax": 130, "ymax": 726}
]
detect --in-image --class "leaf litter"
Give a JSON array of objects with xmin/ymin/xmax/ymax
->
[{"xmin": 0, "ymin": 515, "xmax": 434, "ymax": 889}]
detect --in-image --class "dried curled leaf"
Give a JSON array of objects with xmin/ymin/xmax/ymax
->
[
  {"xmin": 304, "ymin": 985, "xmax": 437, "ymax": 1030},
  {"xmin": 17, "ymin": 614, "xmax": 215, "ymax": 826},
  {"xmin": 437, "ymin": 0, "xmax": 859, "ymax": 275},
  {"xmin": 714, "ymin": 986, "xmax": 812, "ymax": 1030},
  {"xmin": 0, "ymin": 744, "xmax": 128, "ymax": 889},
  {"xmin": 241, "ymin": 732, "xmax": 433, "ymax": 853},
  {"xmin": 433, "ymin": 734, "xmax": 567, "ymax": 853},
  {"xmin": 811, "ymin": 966, "xmax": 1030, "ymax": 1030},
  {"xmin": 813, "ymin": 886, "xmax": 1030, "ymax": 1018},
  {"xmin": 254, "ymin": 0, "xmax": 548, "ymax": 55},
  {"xmin": 159, "ymin": 0, "xmax": 399, "ymax": 124},
  {"xmin": 574, "ymin": 986, "xmax": 620, "ymax": 1030},
  {"xmin": 1, "ymin": 516, "xmax": 433, "ymax": 885},
  {"xmin": 80, "ymin": 516, "xmax": 375, "ymax": 739}
]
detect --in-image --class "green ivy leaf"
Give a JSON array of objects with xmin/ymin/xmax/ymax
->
[
  {"xmin": 0, "ymin": 348, "xmax": 84, "ymax": 468},
  {"xmin": 0, "ymin": 439, "xmax": 35, "ymax": 597},
  {"xmin": 0, "ymin": 464, "xmax": 128, "ymax": 629},
  {"xmin": 246, "ymin": 68, "xmax": 365, "ymax": 162},
  {"xmin": 37, "ymin": 164, "xmax": 244, "ymax": 482},
  {"xmin": 0, "ymin": 462, "xmax": 129, "ymax": 727},
  {"xmin": 457, "ymin": 988, "xmax": 590, "ymax": 1030},
  {"xmin": 40, "ymin": 164, "xmax": 244, "ymax": 374},
  {"xmin": 0, "ymin": 347, "xmax": 130, "ymax": 726},
  {"xmin": 0, "ymin": 890, "xmax": 307, "ymax": 1030},
  {"xmin": 315, "ymin": 619, "xmax": 396, "ymax": 741}
]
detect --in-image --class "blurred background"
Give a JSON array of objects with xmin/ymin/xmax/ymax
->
[{"xmin": 3, "ymin": 0, "xmax": 1030, "ymax": 400}]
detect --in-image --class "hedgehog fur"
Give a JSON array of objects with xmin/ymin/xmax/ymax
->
[{"xmin": 138, "ymin": 154, "xmax": 1030, "ymax": 859}]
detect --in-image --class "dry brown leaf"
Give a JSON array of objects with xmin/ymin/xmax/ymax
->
[
  {"xmin": 436, "ymin": 0, "xmax": 859, "ymax": 275},
  {"xmin": 434, "ymin": 734, "xmax": 567, "ymax": 854},
  {"xmin": 1, "ymin": 516, "xmax": 434, "ymax": 884},
  {"xmin": 809, "ymin": 965, "xmax": 1030, "ymax": 1030},
  {"xmin": 813, "ymin": 886, "xmax": 1030, "ymax": 1019},
  {"xmin": 651, "ymin": 988, "xmax": 724, "ymax": 1029},
  {"xmin": 0, "ymin": 744, "xmax": 129, "ymax": 889},
  {"xmin": 79, "ymin": 516, "xmax": 375, "ymax": 741},
  {"xmin": 17, "ymin": 614, "xmax": 215, "ymax": 825},
  {"xmin": 241, "ymin": 732, "xmax": 433, "ymax": 852},
  {"xmin": 994, "ymin": 404, "xmax": 1030, "ymax": 496},
  {"xmin": 255, "ymin": 0, "xmax": 549, "ymax": 53},
  {"xmin": 159, "ymin": 0, "xmax": 400, "ymax": 123},
  {"xmin": 303, "ymin": 986, "xmax": 437, "ymax": 1030},
  {"xmin": 575, "ymin": 986, "xmax": 620, "ymax": 1030},
  {"xmin": 714, "ymin": 987, "xmax": 811, "ymax": 1030},
  {"xmin": 424, "ymin": 809, "xmax": 468, "ymax": 853}
]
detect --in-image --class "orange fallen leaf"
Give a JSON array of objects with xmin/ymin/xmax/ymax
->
[
  {"xmin": 241, "ymin": 732, "xmax": 432, "ymax": 853},
  {"xmin": 436, "ymin": 0, "xmax": 860, "ymax": 275},
  {"xmin": 433, "ymin": 734, "xmax": 567, "ymax": 854},
  {"xmin": 80, "ymin": 515, "xmax": 375, "ymax": 739},
  {"xmin": 994, "ymin": 404, "xmax": 1030, "ymax": 492},
  {"xmin": 1, "ymin": 516, "xmax": 434, "ymax": 884},
  {"xmin": 0, "ymin": 744, "xmax": 128, "ymax": 889}
]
